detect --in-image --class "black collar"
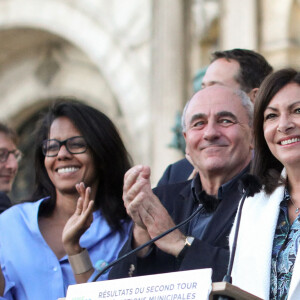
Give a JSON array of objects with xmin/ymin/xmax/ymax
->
[{"xmin": 191, "ymin": 165, "xmax": 250, "ymax": 213}]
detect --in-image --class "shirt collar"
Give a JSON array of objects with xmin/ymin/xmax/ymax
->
[
  {"xmin": 218, "ymin": 165, "xmax": 250, "ymax": 200},
  {"xmin": 192, "ymin": 164, "xmax": 250, "ymax": 212}
]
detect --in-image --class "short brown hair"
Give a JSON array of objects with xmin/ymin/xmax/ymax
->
[{"xmin": 212, "ymin": 49, "xmax": 273, "ymax": 93}]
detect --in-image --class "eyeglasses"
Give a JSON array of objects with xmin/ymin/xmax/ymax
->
[
  {"xmin": 0, "ymin": 148, "xmax": 22, "ymax": 163},
  {"xmin": 42, "ymin": 136, "xmax": 88, "ymax": 157}
]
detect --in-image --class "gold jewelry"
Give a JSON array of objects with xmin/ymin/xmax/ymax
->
[
  {"xmin": 68, "ymin": 248, "xmax": 93, "ymax": 275},
  {"xmin": 289, "ymin": 197, "xmax": 300, "ymax": 214}
]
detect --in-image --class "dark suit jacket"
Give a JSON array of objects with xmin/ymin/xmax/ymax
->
[
  {"xmin": 109, "ymin": 170, "xmax": 246, "ymax": 282},
  {"xmin": 0, "ymin": 192, "xmax": 11, "ymax": 214},
  {"xmin": 157, "ymin": 158, "xmax": 194, "ymax": 187}
]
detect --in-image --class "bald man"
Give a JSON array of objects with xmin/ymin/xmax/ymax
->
[
  {"xmin": 109, "ymin": 85, "xmax": 253, "ymax": 281},
  {"xmin": 157, "ymin": 48, "xmax": 272, "ymax": 186}
]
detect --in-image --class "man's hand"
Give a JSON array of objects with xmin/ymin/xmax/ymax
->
[{"xmin": 123, "ymin": 165, "xmax": 185, "ymax": 257}]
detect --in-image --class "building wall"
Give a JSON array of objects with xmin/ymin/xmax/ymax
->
[
  {"xmin": 0, "ymin": 0, "xmax": 152, "ymax": 200},
  {"xmin": 0, "ymin": 0, "xmax": 298, "ymax": 200}
]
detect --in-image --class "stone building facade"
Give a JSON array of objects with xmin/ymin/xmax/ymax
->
[{"xmin": 0, "ymin": 0, "xmax": 299, "ymax": 201}]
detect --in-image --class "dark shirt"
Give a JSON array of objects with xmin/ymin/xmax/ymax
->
[
  {"xmin": 0, "ymin": 192, "xmax": 11, "ymax": 213},
  {"xmin": 189, "ymin": 170, "xmax": 246, "ymax": 239}
]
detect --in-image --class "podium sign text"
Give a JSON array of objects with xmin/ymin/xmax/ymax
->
[{"xmin": 66, "ymin": 269, "xmax": 212, "ymax": 300}]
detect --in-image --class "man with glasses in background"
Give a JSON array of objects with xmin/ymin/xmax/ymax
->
[{"xmin": 0, "ymin": 123, "xmax": 22, "ymax": 213}]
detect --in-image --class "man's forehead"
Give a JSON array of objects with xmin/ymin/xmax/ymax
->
[
  {"xmin": 190, "ymin": 86, "xmax": 240, "ymax": 107},
  {"xmin": 186, "ymin": 86, "xmax": 247, "ymax": 119},
  {"xmin": 187, "ymin": 105, "xmax": 239, "ymax": 120},
  {"xmin": 202, "ymin": 58, "xmax": 240, "ymax": 88},
  {"xmin": 0, "ymin": 133, "xmax": 16, "ymax": 148}
]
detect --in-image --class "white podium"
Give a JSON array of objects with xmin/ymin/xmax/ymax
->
[{"xmin": 59, "ymin": 269, "xmax": 263, "ymax": 300}]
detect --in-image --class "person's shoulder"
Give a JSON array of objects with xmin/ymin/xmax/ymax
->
[
  {"xmin": 166, "ymin": 158, "xmax": 193, "ymax": 176},
  {"xmin": 157, "ymin": 158, "xmax": 194, "ymax": 186},
  {"xmin": 171, "ymin": 158, "xmax": 192, "ymax": 168},
  {"xmin": 153, "ymin": 180, "xmax": 192, "ymax": 200},
  {"xmin": 243, "ymin": 185, "xmax": 283, "ymax": 213},
  {"xmin": 0, "ymin": 199, "xmax": 42, "ymax": 221},
  {"xmin": 0, "ymin": 192, "xmax": 11, "ymax": 213},
  {"xmin": 153, "ymin": 180, "xmax": 195, "ymax": 215}
]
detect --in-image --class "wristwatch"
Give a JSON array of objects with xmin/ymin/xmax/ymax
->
[
  {"xmin": 177, "ymin": 236, "xmax": 195, "ymax": 260},
  {"xmin": 185, "ymin": 236, "xmax": 195, "ymax": 247}
]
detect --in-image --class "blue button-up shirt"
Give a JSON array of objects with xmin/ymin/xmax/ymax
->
[{"xmin": 0, "ymin": 198, "xmax": 131, "ymax": 300}]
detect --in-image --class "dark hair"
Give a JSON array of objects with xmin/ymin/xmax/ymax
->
[
  {"xmin": 212, "ymin": 49, "xmax": 273, "ymax": 93},
  {"xmin": 0, "ymin": 122, "xmax": 18, "ymax": 145},
  {"xmin": 252, "ymin": 68, "xmax": 300, "ymax": 194},
  {"xmin": 32, "ymin": 99, "xmax": 132, "ymax": 230}
]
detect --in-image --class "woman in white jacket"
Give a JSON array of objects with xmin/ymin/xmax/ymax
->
[{"xmin": 231, "ymin": 68, "xmax": 300, "ymax": 300}]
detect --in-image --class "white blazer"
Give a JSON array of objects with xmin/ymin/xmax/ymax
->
[{"xmin": 230, "ymin": 182, "xmax": 300, "ymax": 300}]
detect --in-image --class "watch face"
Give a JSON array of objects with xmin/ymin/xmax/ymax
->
[{"xmin": 186, "ymin": 236, "xmax": 195, "ymax": 246}]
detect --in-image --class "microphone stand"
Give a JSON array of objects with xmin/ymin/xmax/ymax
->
[
  {"xmin": 92, "ymin": 204, "xmax": 203, "ymax": 282},
  {"xmin": 214, "ymin": 190, "xmax": 248, "ymax": 300},
  {"xmin": 223, "ymin": 189, "xmax": 249, "ymax": 285}
]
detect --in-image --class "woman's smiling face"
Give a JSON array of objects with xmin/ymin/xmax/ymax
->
[
  {"xmin": 263, "ymin": 83, "xmax": 300, "ymax": 169},
  {"xmin": 44, "ymin": 116, "xmax": 98, "ymax": 196}
]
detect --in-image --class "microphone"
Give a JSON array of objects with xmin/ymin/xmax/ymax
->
[
  {"xmin": 91, "ymin": 183, "xmax": 211, "ymax": 282},
  {"xmin": 222, "ymin": 174, "xmax": 262, "ymax": 284}
]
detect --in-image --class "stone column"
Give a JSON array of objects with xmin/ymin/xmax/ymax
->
[
  {"xmin": 151, "ymin": 0, "xmax": 191, "ymax": 184},
  {"xmin": 220, "ymin": 0, "xmax": 258, "ymax": 50},
  {"xmin": 260, "ymin": 0, "xmax": 300, "ymax": 69}
]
